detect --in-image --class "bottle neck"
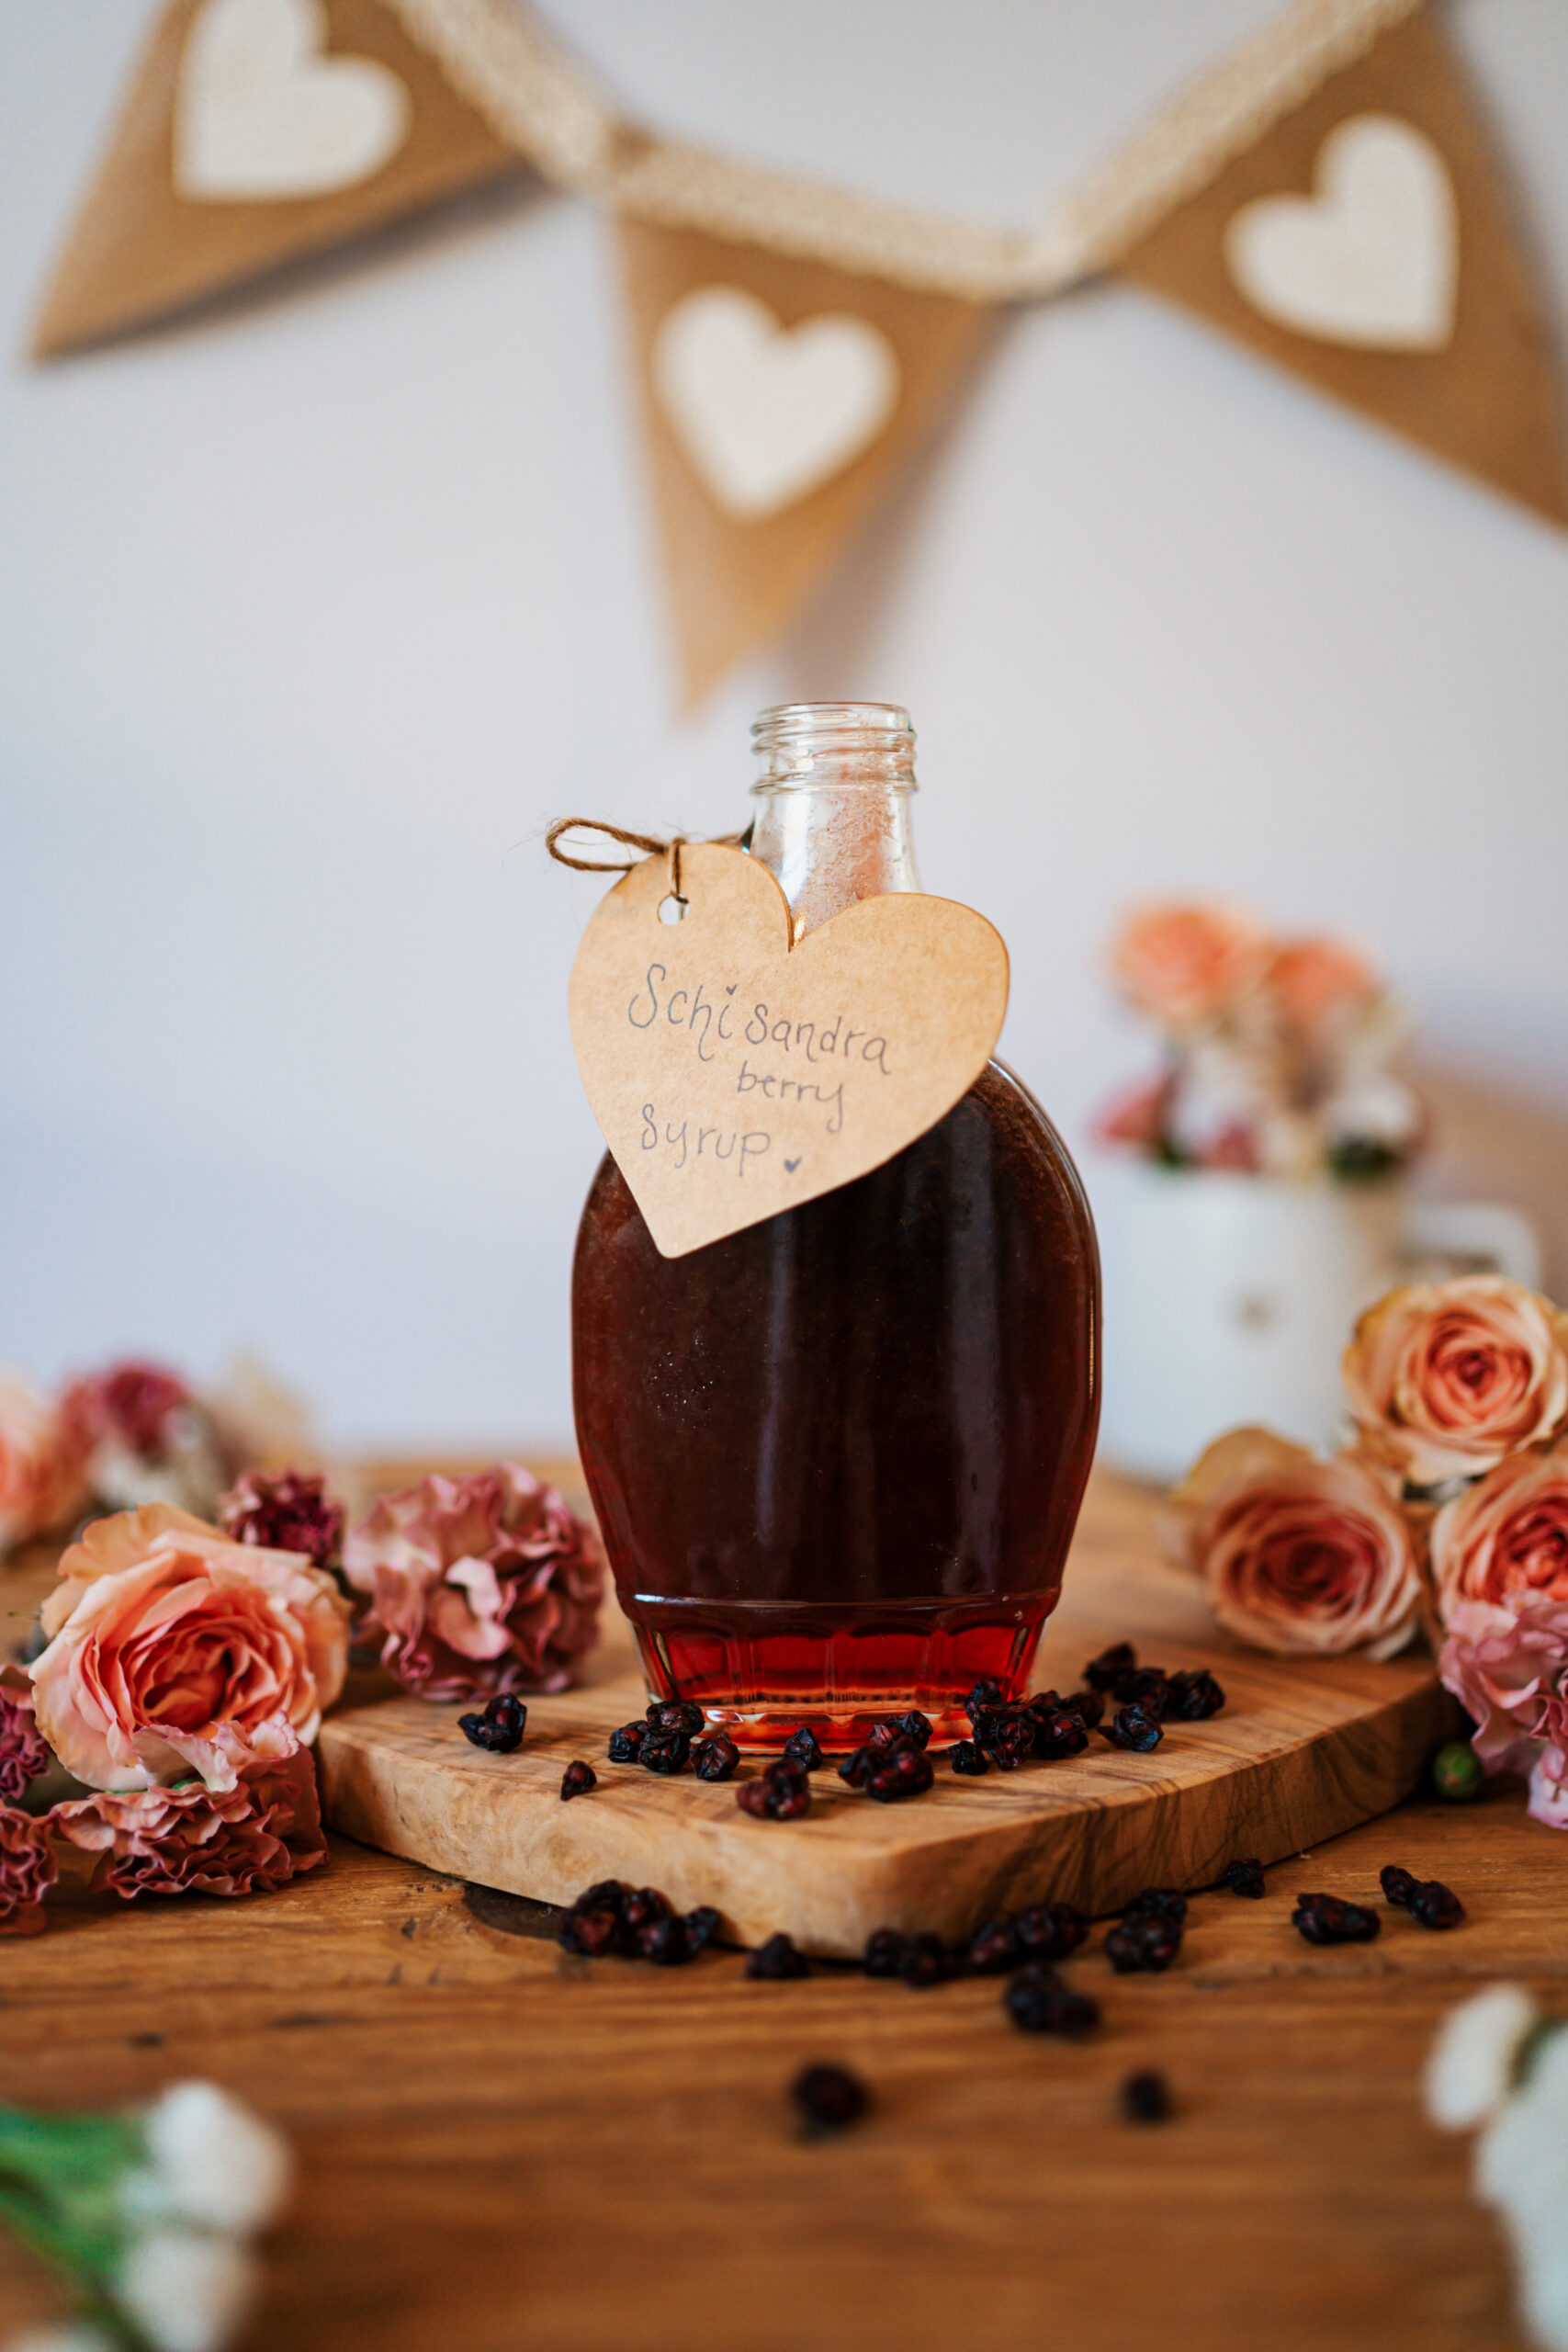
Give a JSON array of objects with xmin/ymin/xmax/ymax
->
[{"xmin": 746, "ymin": 702, "xmax": 920, "ymax": 935}]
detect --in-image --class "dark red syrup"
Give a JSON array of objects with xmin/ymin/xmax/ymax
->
[{"xmin": 571, "ymin": 1059, "xmax": 1100, "ymax": 1746}]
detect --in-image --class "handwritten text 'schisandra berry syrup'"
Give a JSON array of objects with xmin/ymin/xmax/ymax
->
[{"xmin": 570, "ymin": 704, "xmax": 1100, "ymax": 1747}]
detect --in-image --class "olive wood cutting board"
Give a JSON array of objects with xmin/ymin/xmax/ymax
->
[{"xmin": 316, "ymin": 1474, "xmax": 1455, "ymax": 1958}]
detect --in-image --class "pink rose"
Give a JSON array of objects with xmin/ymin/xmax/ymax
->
[
  {"xmin": 1430, "ymin": 1446, "xmax": 1568, "ymax": 1625},
  {"xmin": 1344, "ymin": 1278, "xmax": 1568, "ymax": 1488},
  {"xmin": 0, "ymin": 1374, "xmax": 86, "ymax": 1554},
  {"xmin": 1265, "ymin": 937, "xmax": 1380, "ymax": 1040},
  {"xmin": 0, "ymin": 1804, "xmax": 57, "ymax": 1937},
  {"xmin": 1110, "ymin": 902, "xmax": 1269, "ymax": 1032},
  {"xmin": 52, "ymin": 1726, "xmax": 326, "ymax": 1897},
  {"xmin": 344, "ymin": 1464, "xmax": 604, "ymax": 1702},
  {"xmin": 30, "ymin": 1502, "xmax": 350, "ymax": 1792},
  {"xmin": 1173, "ymin": 1428, "xmax": 1423, "ymax": 1658},
  {"xmin": 1438, "ymin": 1593, "xmax": 1568, "ymax": 1775},
  {"xmin": 0, "ymin": 1680, "xmax": 51, "ymax": 1804}
]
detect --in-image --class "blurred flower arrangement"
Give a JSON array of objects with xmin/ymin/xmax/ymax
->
[
  {"xmin": 0, "ymin": 2079, "xmax": 289, "ymax": 2352},
  {"xmin": 1173, "ymin": 1273, "xmax": 1568, "ymax": 1826},
  {"xmin": 0, "ymin": 1350, "xmax": 605, "ymax": 1936},
  {"xmin": 1097, "ymin": 900, "xmax": 1423, "ymax": 1180}
]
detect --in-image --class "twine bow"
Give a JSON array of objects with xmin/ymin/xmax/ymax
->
[{"xmin": 545, "ymin": 817, "xmax": 742, "ymax": 902}]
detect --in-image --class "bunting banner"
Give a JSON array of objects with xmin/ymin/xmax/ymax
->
[{"xmin": 29, "ymin": 0, "xmax": 1568, "ymax": 693}]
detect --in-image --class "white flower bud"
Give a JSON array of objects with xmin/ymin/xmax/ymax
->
[
  {"xmin": 139, "ymin": 2082, "xmax": 291, "ymax": 2238},
  {"xmin": 115, "ymin": 2229, "xmax": 258, "ymax": 2352},
  {"xmin": 1426, "ymin": 1984, "xmax": 1540, "ymax": 2130},
  {"xmin": 6, "ymin": 2326, "xmax": 120, "ymax": 2352}
]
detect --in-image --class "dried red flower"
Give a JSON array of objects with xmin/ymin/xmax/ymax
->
[
  {"xmin": 219, "ymin": 1468, "xmax": 344, "ymax": 1570},
  {"xmin": 51, "ymin": 1735, "xmax": 326, "ymax": 1898},
  {"xmin": 0, "ymin": 1804, "xmax": 57, "ymax": 1936},
  {"xmin": 61, "ymin": 1362, "xmax": 192, "ymax": 1464}
]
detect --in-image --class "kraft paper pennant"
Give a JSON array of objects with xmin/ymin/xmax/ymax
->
[
  {"xmin": 1114, "ymin": 8, "xmax": 1567, "ymax": 527},
  {"xmin": 31, "ymin": 0, "xmax": 525, "ymax": 357},
  {"xmin": 568, "ymin": 843, "xmax": 1010, "ymax": 1258},
  {"xmin": 617, "ymin": 216, "xmax": 997, "ymax": 705}
]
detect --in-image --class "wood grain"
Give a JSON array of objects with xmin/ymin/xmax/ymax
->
[
  {"xmin": 318, "ymin": 1475, "xmax": 1456, "ymax": 1953},
  {"xmin": 0, "ymin": 1465, "xmax": 1548, "ymax": 2352}
]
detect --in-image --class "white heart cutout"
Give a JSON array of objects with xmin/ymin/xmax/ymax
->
[
  {"xmin": 1224, "ymin": 114, "xmax": 1457, "ymax": 352},
  {"xmin": 175, "ymin": 0, "xmax": 412, "ymax": 203},
  {"xmin": 652, "ymin": 286, "xmax": 901, "ymax": 520}
]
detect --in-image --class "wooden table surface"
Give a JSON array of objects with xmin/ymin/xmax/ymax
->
[{"xmin": 0, "ymin": 1465, "xmax": 1557, "ymax": 2352}]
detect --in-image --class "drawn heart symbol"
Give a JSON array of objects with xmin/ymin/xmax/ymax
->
[
  {"xmin": 175, "ymin": 0, "xmax": 412, "ymax": 203},
  {"xmin": 569, "ymin": 845, "xmax": 1008, "ymax": 1258},
  {"xmin": 652, "ymin": 286, "xmax": 901, "ymax": 520},
  {"xmin": 1224, "ymin": 114, "xmax": 1457, "ymax": 352}
]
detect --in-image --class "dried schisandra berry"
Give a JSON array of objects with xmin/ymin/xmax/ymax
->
[
  {"xmin": 1084, "ymin": 1643, "xmax": 1136, "ymax": 1692},
  {"xmin": 693, "ymin": 1735, "xmax": 740, "ymax": 1782},
  {"xmin": 976, "ymin": 1708, "xmax": 1035, "ymax": 1771},
  {"xmin": 683, "ymin": 1905, "xmax": 722, "ymax": 1953},
  {"xmin": 1380, "ymin": 1864, "xmax": 1420, "ymax": 1908},
  {"xmin": 897, "ymin": 1932, "xmax": 952, "ymax": 1988},
  {"xmin": 889, "ymin": 1710, "xmax": 933, "ymax": 1750},
  {"xmin": 646, "ymin": 1700, "xmax": 705, "ymax": 1736},
  {"xmin": 1100, "ymin": 1704, "xmax": 1164, "ymax": 1754},
  {"xmin": 559, "ymin": 1759, "xmax": 596, "ymax": 1801},
  {"xmin": 963, "ymin": 1678, "xmax": 1006, "ymax": 1724},
  {"xmin": 1005, "ymin": 1963, "xmax": 1100, "ymax": 2037},
  {"xmin": 620, "ymin": 1887, "xmax": 671, "ymax": 1934},
  {"xmin": 1122, "ymin": 2069, "xmax": 1172, "ymax": 2123},
  {"xmin": 1032, "ymin": 1707, "xmax": 1089, "ymax": 1761},
  {"xmin": 1013, "ymin": 1901, "xmax": 1089, "ymax": 1961},
  {"xmin": 1292, "ymin": 1892, "xmax": 1381, "ymax": 1945},
  {"xmin": 783, "ymin": 1726, "xmax": 825, "ymax": 1772},
  {"xmin": 1382, "ymin": 1865, "xmax": 1465, "ymax": 1928},
  {"xmin": 863, "ymin": 1928, "xmax": 908, "ymax": 1977},
  {"xmin": 1165, "ymin": 1668, "xmax": 1226, "ymax": 1721},
  {"xmin": 949, "ymin": 1740, "xmax": 989, "ymax": 1777},
  {"xmin": 736, "ymin": 1762, "xmax": 812, "ymax": 1821},
  {"xmin": 1123, "ymin": 1887, "xmax": 1188, "ymax": 1923},
  {"xmin": 966, "ymin": 1920, "xmax": 1024, "ymax": 1975},
  {"xmin": 558, "ymin": 1905, "xmax": 622, "ymax": 1957},
  {"xmin": 1110, "ymin": 1666, "xmax": 1171, "ymax": 1716},
  {"xmin": 607, "ymin": 1722, "xmax": 647, "ymax": 1764},
  {"xmin": 640, "ymin": 1731, "xmax": 693, "ymax": 1777},
  {"xmin": 1104, "ymin": 1914, "xmax": 1182, "ymax": 1973},
  {"xmin": 791, "ymin": 2063, "xmax": 869, "ymax": 2134},
  {"xmin": 457, "ymin": 1692, "xmax": 527, "ymax": 1753},
  {"xmin": 1224, "ymin": 1858, "xmax": 1266, "ymax": 1899},
  {"xmin": 636, "ymin": 1916, "xmax": 690, "ymax": 1965},
  {"xmin": 838, "ymin": 1744, "xmax": 883, "ymax": 1789},
  {"xmin": 866, "ymin": 1748, "xmax": 934, "ymax": 1803},
  {"xmin": 747, "ymin": 1931, "xmax": 810, "ymax": 1980},
  {"xmin": 1063, "ymin": 1687, "xmax": 1105, "ymax": 1729}
]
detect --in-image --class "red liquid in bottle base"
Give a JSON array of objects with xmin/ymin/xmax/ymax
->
[{"xmin": 572, "ymin": 1060, "xmax": 1100, "ymax": 1746}]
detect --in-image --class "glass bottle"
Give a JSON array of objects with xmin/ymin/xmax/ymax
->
[{"xmin": 570, "ymin": 703, "xmax": 1100, "ymax": 1746}]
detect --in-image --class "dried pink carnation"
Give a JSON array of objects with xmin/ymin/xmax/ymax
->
[
  {"xmin": 52, "ymin": 1727, "xmax": 326, "ymax": 1897},
  {"xmin": 1528, "ymin": 1746, "xmax": 1568, "ymax": 1828},
  {"xmin": 1438, "ymin": 1593, "xmax": 1568, "ymax": 1779},
  {"xmin": 0, "ymin": 1682, "xmax": 51, "ymax": 1804},
  {"xmin": 219, "ymin": 1468, "xmax": 344, "ymax": 1571},
  {"xmin": 61, "ymin": 1361, "xmax": 192, "ymax": 1463},
  {"xmin": 0, "ymin": 1804, "xmax": 57, "ymax": 1937},
  {"xmin": 343, "ymin": 1463, "xmax": 604, "ymax": 1702}
]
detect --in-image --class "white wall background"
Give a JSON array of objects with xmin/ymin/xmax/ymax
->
[{"xmin": 4, "ymin": 0, "xmax": 1568, "ymax": 1451}]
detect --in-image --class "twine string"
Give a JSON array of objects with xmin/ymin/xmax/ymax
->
[{"xmin": 544, "ymin": 817, "xmax": 743, "ymax": 901}]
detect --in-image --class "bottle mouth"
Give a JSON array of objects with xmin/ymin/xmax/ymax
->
[{"xmin": 750, "ymin": 702, "xmax": 915, "ymax": 790}]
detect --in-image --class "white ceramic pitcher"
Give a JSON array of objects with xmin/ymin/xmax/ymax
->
[{"xmin": 1092, "ymin": 1162, "xmax": 1542, "ymax": 1484}]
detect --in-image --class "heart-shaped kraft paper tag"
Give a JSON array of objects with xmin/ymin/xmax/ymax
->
[{"xmin": 569, "ymin": 844, "xmax": 1009, "ymax": 1258}]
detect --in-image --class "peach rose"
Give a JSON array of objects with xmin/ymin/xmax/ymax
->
[
  {"xmin": 1429, "ymin": 1445, "xmax": 1568, "ymax": 1626},
  {"xmin": 1172, "ymin": 1428, "xmax": 1423, "ymax": 1658},
  {"xmin": 30, "ymin": 1503, "xmax": 350, "ymax": 1792},
  {"xmin": 1110, "ymin": 902, "xmax": 1269, "ymax": 1032},
  {"xmin": 1265, "ymin": 936, "xmax": 1379, "ymax": 1039},
  {"xmin": 0, "ymin": 1374, "xmax": 86, "ymax": 1555},
  {"xmin": 52, "ymin": 1725, "xmax": 326, "ymax": 1897},
  {"xmin": 1344, "ymin": 1278, "xmax": 1568, "ymax": 1488}
]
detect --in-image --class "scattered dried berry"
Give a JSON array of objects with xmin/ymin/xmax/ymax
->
[
  {"xmin": 863, "ymin": 1928, "xmax": 908, "ymax": 1977},
  {"xmin": 457, "ymin": 1693, "xmax": 527, "ymax": 1753},
  {"xmin": 559, "ymin": 1759, "xmax": 596, "ymax": 1801},
  {"xmin": 621, "ymin": 1887, "xmax": 671, "ymax": 1934},
  {"xmin": 791, "ymin": 2064, "xmax": 869, "ymax": 2133},
  {"xmin": 1379, "ymin": 1864, "xmax": 1419, "ymax": 1908},
  {"xmin": 683, "ymin": 1905, "xmax": 722, "ymax": 1953},
  {"xmin": 607, "ymin": 1722, "xmax": 647, "ymax": 1764},
  {"xmin": 1032, "ymin": 1707, "xmax": 1089, "ymax": 1761},
  {"xmin": 897, "ymin": 1932, "xmax": 953, "ymax": 1988},
  {"xmin": 1100, "ymin": 1704, "xmax": 1164, "ymax": 1754},
  {"xmin": 838, "ymin": 1744, "xmax": 884, "ymax": 1789},
  {"xmin": 1063, "ymin": 1687, "xmax": 1105, "ymax": 1729},
  {"xmin": 1122, "ymin": 2069, "xmax": 1171, "ymax": 2123},
  {"xmin": 1166, "ymin": 1668, "xmax": 1226, "ymax": 1721},
  {"xmin": 783, "ymin": 1726, "xmax": 825, "ymax": 1772},
  {"xmin": 1382, "ymin": 1865, "xmax": 1464, "ymax": 1928},
  {"xmin": 1110, "ymin": 1666, "xmax": 1171, "ymax": 1715},
  {"xmin": 558, "ymin": 1905, "xmax": 621, "ymax": 1957},
  {"xmin": 639, "ymin": 1730, "xmax": 692, "ymax": 1776},
  {"xmin": 866, "ymin": 1748, "xmax": 935, "ymax": 1803},
  {"xmin": 1292, "ymin": 1892, "xmax": 1381, "ymax": 1945},
  {"xmin": 1224, "ymin": 1858, "xmax": 1266, "ymax": 1899},
  {"xmin": 693, "ymin": 1735, "xmax": 739, "ymax": 1782},
  {"xmin": 748, "ymin": 1931, "xmax": 810, "ymax": 1980},
  {"xmin": 1123, "ymin": 1887, "xmax": 1188, "ymax": 1923},
  {"xmin": 963, "ymin": 1679, "xmax": 1006, "ymax": 1723},
  {"xmin": 948, "ymin": 1740, "xmax": 989, "ymax": 1776},
  {"xmin": 1005, "ymin": 1963, "xmax": 1100, "ymax": 2037},
  {"xmin": 976, "ymin": 1708, "xmax": 1035, "ymax": 1771},
  {"xmin": 1013, "ymin": 1901, "xmax": 1089, "ymax": 1961},
  {"xmin": 1431, "ymin": 1739, "xmax": 1483, "ymax": 1802},
  {"xmin": 889, "ymin": 1710, "xmax": 933, "ymax": 1749},
  {"xmin": 646, "ymin": 1700, "xmax": 705, "ymax": 1736},
  {"xmin": 635, "ymin": 1916, "xmax": 690, "ymax": 1965},
  {"xmin": 1084, "ymin": 1643, "xmax": 1136, "ymax": 1692},
  {"xmin": 966, "ymin": 1920, "xmax": 1023, "ymax": 1974},
  {"xmin": 737, "ymin": 1762, "xmax": 812, "ymax": 1820},
  {"xmin": 1104, "ymin": 1914, "xmax": 1182, "ymax": 1973}
]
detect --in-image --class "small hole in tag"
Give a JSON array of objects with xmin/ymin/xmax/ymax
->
[{"xmin": 658, "ymin": 894, "xmax": 688, "ymax": 925}]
